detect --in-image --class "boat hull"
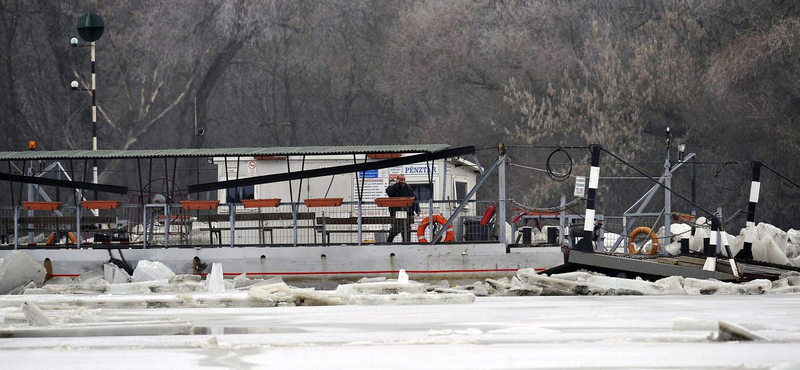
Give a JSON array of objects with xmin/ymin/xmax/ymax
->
[{"xmin": 0, "ymin": 243, "xmax": 563, "ymax": 287}]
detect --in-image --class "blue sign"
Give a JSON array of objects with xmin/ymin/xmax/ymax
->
[{"xmin": 358, "ymin": 170, "xmax": 379, "ymax": 178}]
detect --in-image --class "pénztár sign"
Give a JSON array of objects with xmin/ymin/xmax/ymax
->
[{"xmin": 403, "ymin": 165, "xmax": 437, "ymax": 174}]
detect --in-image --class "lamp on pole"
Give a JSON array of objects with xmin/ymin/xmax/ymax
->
[{"xmin": 70, "ymin": 13, "xmax": 104, "ymax": 199}]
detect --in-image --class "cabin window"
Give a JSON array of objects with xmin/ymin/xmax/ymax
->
[
  {"xmin": 226, "ymin": 185, "xmax": 255, "ymax": 203},
  {"xmin": 412, "ymin": 183, "xmax": 433, "ymax": 202},
  {"xmin": 455, "ymin": 181, "xmax": 468, "ymax": 202}
]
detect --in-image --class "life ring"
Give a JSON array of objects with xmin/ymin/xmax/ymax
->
[
  {"xmin": 46, "ymin": 232, "xmax": 78, "ymax": 246},
  {"xmin": 627, "ymin": 226, "xmax": 659, "ymax": 254},
  {"xmin": 417, "ymin": 215, "xmax": 454, "ymax": 243}
]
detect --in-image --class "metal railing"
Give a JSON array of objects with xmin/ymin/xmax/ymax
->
[{"xmin": 0, "ymin": 199, "xmax": 490, "ymax": 248}]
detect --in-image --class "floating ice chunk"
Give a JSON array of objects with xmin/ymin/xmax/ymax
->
[
  {"xmin": 549, "ymin": 271, "xmax": 594, "ymax": 281},
  {"xmin": 0, "ymin": 251, "xmax": 47, "ymax": 295},
  {"xmin": 673, "ymin": 317, "xmax": 718, "ymax": 331},
  {"xmin": 656, "ymin": 224, "xmax": 692, "ymax": 245},
  {"xmin": 206, "ymin": 263, "xmax": 225, "ymax": 293},
  {"xmin": 22, "ymin": 302, "xmax": 54, "ymax": 326},
  {"xmin": 292, "ymin": 289, "xmax": 345, "ymax": 306},
  {"xmin": 169, "ymin": 274, "xmax": 202, "ymax": 284},
  {"xmin": 441, "ymin": 282, "xmax": 490, "ymax": 296},
  {"xmin": 43, "ymin": 277, "xmax": 73, "ymax": 285},
  {"xmin": 676, "ymin": 278, "xmax": 723, "ymax": 295},
  {"xmin": 357, "ymin": 276, "xmax": 387, "ymax": 283},
  {"xmin": 74, "ymin": 271, "xmax": 105, "ymax": 284},
  {"xmin": 715, "ymin": 321, "xmax": 764, "ymax": 341},
  {"xmin": 758, "ymin": 223, "xmax": 788, "ymax": 256},
  {"xmin": 503, "ymin": 286, "xmax": 544, "ymax": 296},
  {"xmin": 584, "ymin": 275, "xmax": 658, "ymax": 295},
  {"xmin": 689, "ymin": 228, "xmax": 708, "ymax": 253},
  {"xmin": 653, "ymin": 276, "xmax": 687, "ymax": 294},
  {"xmin": 346, "ymin": 292, "xmax": 475, "ymax": 306},
  {"xmin": 249, "ymin": 276, "xmax": 285, "ymax": 287},
  {"xmin": 335, "ymin": 281, "xmax": 427, "ymax": 295},
  {"xmin": 22, "ymin": 288, "xmax": 54, "ymax": 295},
  {"xmin": 0, "ymin": 319, "xmax": 193, "ymax": 337},
  {"xmin": 132, "ymin": 260, "xmax": 175, "ymax": 282},
  {"xmin": 485, "ymin": 278, "xmax": 512, "ymax": 291},
  {"xmin": 768, "ymin": 286, "xmax": 800, "ymax": 294},
  {"xmin": 516, "ymin": 269, "xmax": 606, "ymax": 295},
  {"xmin": 663, "ymin": 241, "xmax": 681, "ymax": 256},
  {"xmin": 786, "ymin": 229, "xmax": 800, "ymax": 258},
  {"xmin": 104, "ymin": 263, "xmax": 132, "ymax": 284},
  {"xmin": 106, "ymin": 279, "xmax": 169, "ymax": 294},
  {"xmin": 398, "ymin": 269, "xmax": 409, "ymax": 284},
  {"xmin": 233, "ymin": 273, "xmax": 247, "ymax": 281},
  {"xmin": 754, "ymin": 234, "xmax": 791, "ymax": 265}
]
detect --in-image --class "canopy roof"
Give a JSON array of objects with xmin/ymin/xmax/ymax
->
[{"xmin": 0, "ymin": 144, "xmax": 451, "ymax": 161}]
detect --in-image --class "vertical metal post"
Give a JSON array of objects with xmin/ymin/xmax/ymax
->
[
  {"xmin": 716, "ymin": 207, "xmax": 723, "ymax": 255},
  {"xmin": 354, "ymin": 155, "xmax": 362, "ymax": 246},
  {"xmin": 27, "ymin": 160, "xmax": 35, "ymax": 242},
  {"xmin": 164, "ymin": 204, "xmax": 170, "ymax": 248},
  {"xmin": 576, "ymin": 145, "xmax": 601, "ymax": 252},
  {"xmin": 142, "ymin": 204, "xmax": 147, "ymax": 249},
  {"xmin": 229, "ymin": 204, "xmax": 235, "ymax": 248},
  {"xmin": 664, "ymin": 128, "xmax": 672, "ymax": 248},
  {"xmin": 737, "ymin": 161, "xmax": 761, "ymax": 259},
  {"xmin": 291, "ymin": 203, "xmax": 298, "ymax": 248},
  {"xmin": 558, "ymin": 195, "xmax": 566, "ymax": 245},
  {"xmin": 13, "ymin": 205, "xmax": 19, "ymax": 249},
  {"xmin": 691, "ymin": 157, "xmax": 696, "ymax": 236},
  {"xmin": 707, "ymin": 216, "xmax": 720, "ymax": 257},
  {"xmin": 441, "ymin": 158, "xmax": 448, "ymax": 202},
  {"xmin": 91, "ymin": 42, "xmax": 98, "ymax": 200},
  {"xmin": 498, "ymin": 154, "xmax": 506, "ymax": 244},
  {"xmin": 76, "ymin": 192, "xmax": 82, "ymax": 249},
  {"xmin": 357, "ymin": 201, "xmax": 363, "ymax": 246}
]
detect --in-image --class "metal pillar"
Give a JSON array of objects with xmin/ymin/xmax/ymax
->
[
  {"xmin": 663, "ymin": 128, "xmax": 672, "ymax": 247},
  {"xmin": 575, "ymin": 145, "xmax": 601, "ymax": 253},
  {"xmin": 737, "ymin": 161, "xmax": 761, "ymax": 259},
  {"xmin": 91, "ymin": 42, "xmax": 98, "ymax": 200},
  {"xmin": 558, "ymin": 195, "xmax": 566, "ymax": 245},
  {"xmin": 498, "ymin": 153, "xmax": 506, "ymax": 243}
]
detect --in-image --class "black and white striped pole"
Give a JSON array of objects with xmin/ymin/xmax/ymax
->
[
  {"xmin": 575, "ymin": 144, "xmax": 601, "ymax": 253},
  {"xmin": 70, "ymin": 13, "xmax": 104, "ymax": 199},
  {"xmin": 736, "ymin": 161, "xmax": 761, "ymax": 260}
]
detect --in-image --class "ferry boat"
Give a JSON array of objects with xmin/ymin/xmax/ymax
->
[{"xmin": 0, "ymin": 144, "xmax": 563, "ymax": 286}]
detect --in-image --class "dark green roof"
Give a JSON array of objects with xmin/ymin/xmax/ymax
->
[{"xmin": 0, "ymin": 144, "xmax": 451, "ymax": 161}]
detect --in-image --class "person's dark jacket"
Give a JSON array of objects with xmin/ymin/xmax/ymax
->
[{"xmin": 385, "ymin": 182, "xmax": 421, "ymax": 217}]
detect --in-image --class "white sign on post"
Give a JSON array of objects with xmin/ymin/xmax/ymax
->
[
  {"xmin": 247, "ymin": 160, "xmax": 257, "ymax": 176},
  {"xmin": 574, "ymin": 176, "xmax": 586, "ymax": 198}
]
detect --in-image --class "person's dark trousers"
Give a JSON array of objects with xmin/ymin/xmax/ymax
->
[{"xmin": 387, "ymin": 217, "xmax": 411, "ymax": 243}]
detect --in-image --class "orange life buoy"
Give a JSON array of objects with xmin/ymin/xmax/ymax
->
[
  {"xmin": 46, "ymin": 232, "xmax": 78, "ymax": 246},
  {"xmin": 627, "ymin": 226, "xmax": 659, "ymax": 254},
  {"xmin": 417, "ymin": 215, "xmax": 454, "ymax": 243}
]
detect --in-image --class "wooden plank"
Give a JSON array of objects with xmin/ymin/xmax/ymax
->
[{"xmin": 657, "ymin": 257, "xmax": 679, "ymax": 265}]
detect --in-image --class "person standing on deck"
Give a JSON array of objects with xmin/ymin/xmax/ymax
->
[{"xmin": 385, "ymin": 175, "xmax": 420, "ymax": 242}]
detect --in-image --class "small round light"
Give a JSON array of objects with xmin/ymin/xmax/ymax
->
[
  {"xmin": 70, "ymin": 81, "xmax": 79, "ymax": 89},
  {"xmin": 70, "ymin": 37, "xmax": 78, "ymax": 46}
]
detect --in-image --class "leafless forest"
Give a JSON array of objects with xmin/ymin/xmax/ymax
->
[{"xmin": 1, "ymin": 0, "xmax": 799, "ymax": 230}]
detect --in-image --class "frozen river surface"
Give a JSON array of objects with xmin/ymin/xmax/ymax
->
[{"xmin": 2, "ymin": 295, "xmax": 800, "ymax": 369}]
